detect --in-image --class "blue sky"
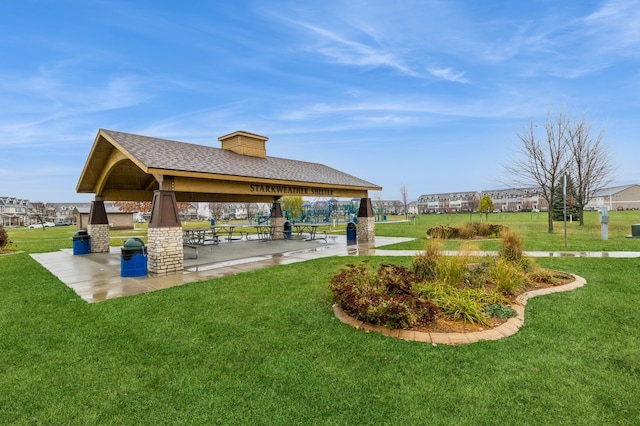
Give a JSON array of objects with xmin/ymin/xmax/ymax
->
[{"xmin": 1, "ymin": 0, "xmax": 638, "ymax": 202}]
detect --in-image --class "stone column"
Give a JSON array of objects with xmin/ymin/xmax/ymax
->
[
  {"xmin": 357, "ymin": 197, "xmax": 375, "ymax": 243},
  {"xmin": 147, "ymin": 189, "xmax": 183, "ymax": 274},
  {"xmin": 87, "ymin": 198, "xmax": 110, "ymax": 253},
  {"xmin": 270, "ymin": 201, "xmax": 284, "ymax": 239}
]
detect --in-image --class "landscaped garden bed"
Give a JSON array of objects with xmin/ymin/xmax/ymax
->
[
  {"xmin": 331, "ymin": 229, "xmax": 575, "ymax": 335},
  {"xmin": 426, "ymin": 222, "xmax": 507, "ymax": 239}
]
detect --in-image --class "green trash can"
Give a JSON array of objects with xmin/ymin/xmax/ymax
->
[{"xmin": 121, "ymin": 238, "xmax": 147, "ymax": 277}]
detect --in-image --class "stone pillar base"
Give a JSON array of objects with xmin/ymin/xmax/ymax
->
[
  {"xmin": 357, "ymin": 216, "xmax": 375, "ymax": 243},
  {"xmin": 148, "ymin": 227, "xmax": 183, "ymax": 274},
  {"xmin": 87, "ymin": 224, "xmax": 110, "ymax": 253},
  {"xmin": 271, "ymin": 217, "xmax": 284, "ymax": 239}
]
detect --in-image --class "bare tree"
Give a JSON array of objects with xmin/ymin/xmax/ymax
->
[
  {"xmin": 116, "ymin": 201, "xmax": 193, "ymax": 221},
  {"xmin": 208, "ymin": 202, "xmax": 227, "ymax": 221},
  {"xmin": 400, "ymin": 185, "xmax": 409, "ymax": 220},
  {"xmin": 567, "ymin": 116, "xmax": 613, "ymax": 225},
  {"xmin": 28, "ymin": 201, "xmax": 55, "ymax": 230},
  {"xmin": 506, "ymin": 112, "xmax": 570, "ymax": 233},
  {"xmin": 465, "ymin": 192, "xmax": 479, "ymax": 220}
]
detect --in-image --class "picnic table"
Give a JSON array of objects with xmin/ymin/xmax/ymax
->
[
  {"xmin": 253, "ymin": 224, "xmax": 275, "ymax": 241},
  {"xmin": 293, "ymin": 223, "xmax": 327, "ymax": 241},
  {"xmin": 211, "ymin": 224, "xmax": 246, "ymax": 242},
  {"xmin": 183, "ymin": 228, "xmax": 219, "ymax": 246},
  {"xmin": 183, "ymin": 228, "xmax": 219, "ymax": 259}
]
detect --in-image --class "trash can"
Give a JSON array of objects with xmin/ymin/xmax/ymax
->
[
  {"xmin": 121, "ymin": 238, "xmax": 147, "ymax": 277},
  {"xmin": 284, "ymin": 221, "xmax": 292, "ymax": 239},
  {"xmin": 210, "ymin": 219, "xmax": 216, "ymax": 226},
  {"xmin": 346, "ymin": 222, "xmax": 357, "ymax": 243},
  {"xmin": 72, "ymin": 231, "xmax": 91, "ymax": 255},
  {"xmin": 632, "ymin": 224, "xmax": 640, "ymax": 238}
]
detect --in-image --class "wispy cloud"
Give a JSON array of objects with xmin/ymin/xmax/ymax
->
[
  {"xmin": 583, "ymin": 0, "xmax": 640, "ymax": 55},
  {"xmin": 427, "ymin": 68, "xmax": 470, "ymax": 84},
  {"xmin": 0, "ymin": 64, "xmax": 153, "ymax": 148},
  {"xmin": 297, "ymin": 22, "xmax": 421, "ymax": 77}
]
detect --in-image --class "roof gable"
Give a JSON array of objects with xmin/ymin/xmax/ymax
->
[{"xmin": 77, "ymin": 129, "xmax": 381, "ymax": 202}]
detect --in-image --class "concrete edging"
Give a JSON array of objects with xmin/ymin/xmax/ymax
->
[{"xmin": 332, "ymin": 274, "xmax": 587, "ymax": 345}]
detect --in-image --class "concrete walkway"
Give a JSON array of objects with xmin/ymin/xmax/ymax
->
[
  {"xmin": 31, "ymin": 235, "xmax": 639, "ymax": 303},
  {"xmin": 30, "ymin": 236, "xmax": 411, "ymax": 303}
]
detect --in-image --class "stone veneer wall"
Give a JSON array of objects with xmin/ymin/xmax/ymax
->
[
  {"xmin": 87, "ymin": 224, "xmax": 110, "ymax": 253},
  {"xmin": 147, "ymin": 227, "xmax": 183, "ymax": 274},
  {"xmin": 357, "ymin": 217, "xmax": 375, "ymax": 242},
  {"xmin": 270, "ymin": 216, "xmax": 284, "ymax": 239}
]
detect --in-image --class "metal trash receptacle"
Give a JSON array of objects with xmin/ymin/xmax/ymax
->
[
  {"xmin": 284, "ymin": 221, "xmax": 292, "ymax": 239},
  {"xmin": 121, "ymin": 238, "xmax": 147, "ymax": 277},
  {"xmin": 346, "ymin": 222, "xmax": 357, "ymax": 243},
  {"xmin": 72, "ymin": 231, "xmax": 91, "ymax": 255}
]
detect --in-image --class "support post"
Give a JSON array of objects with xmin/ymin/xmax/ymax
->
[
  {"xmin": 147, "ymin": 189, "xmax": 183, "ymax": 274},
  {"xmin": 357, "ymin": 197, "xmax": 375, "ymax": 243},
  {"xmin": 270, "ymin": 200, "xmax": 284, "ymax": 239},
  {"xmin": 87, "ymin": 197, "xmax": 110, "ymax": 253}
]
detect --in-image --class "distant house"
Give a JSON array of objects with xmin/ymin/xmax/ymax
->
[
  {"xmin": 0, "ymin": 197, "xmax": 30, "ymax": 227},
  {"xmin": 481, "ymin": 187, "xmax": 548, "ymax": 212},
  {"xmin": 417, "ymin": 191, "xmax": 479, "ymax": 213},
  {"xmin": 585, "ymin": 184, "xmax": 640, "ymax": 211},
  {"xmin": 49, "ymin": 203, "xmax": 83, "ymax": 225},
  {"xmin": 74, "ymin": 204, "xmax": 134, "ymax": 230}
]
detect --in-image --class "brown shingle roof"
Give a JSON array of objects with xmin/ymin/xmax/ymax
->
[{"xmin": 102, "ymin": 129, "xmax": 380, "ymax": 189}]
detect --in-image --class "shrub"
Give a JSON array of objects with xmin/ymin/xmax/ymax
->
[
  {"xmin": 426, "ymin": 284, "xmax": 490, "ymax": 325},
  {"xmin": 517, "ymin": 256, "xmax": 538, "ymax": 273},
  {"xmin": 0, "ymin": 226, "xmax": 9, "ymax": 250},
  {"xmin": 477, "ymin": 222, "xmax": 492, "ymax": 237},
  {"xmin": 487, "ymin": 224, "xmax": 506, "ymax": 238},
  {"xmin": 499, "ymin": 228, "xmax": 523, "ymax": 263},
  {"xmin": 412, "ymin": 238, "xmax": 442, "ymax": 281},
  {"xmin": 427, "ymin": 223, "xmax": 508, "ymax": 240},
  {"xmin": 458, "ymin": 222, "xmax": 476, "ymax": 239},
  {"xmin": 331, "ymin": 263, "xmax": 439, "ymax": 329},
  {"xmin": 488, "ymin": 258, "xmax": 528, "ymax": 295},
  {"xmin": 426, "ymin": 225, "xmax": 458, "ymax": 239},
  {"xmin": 435, "ymin": 256, "xmax": 469, "ymax": 287},
  {"xmin": 527, "ymin": 268, "xmax": 559, "ymax": 285}
]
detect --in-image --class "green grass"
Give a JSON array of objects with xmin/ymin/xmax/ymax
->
[
  {"xmin": 4, "ymin": 225, "xmax": 148, "ymax": 254},
  {"xmin": 2, "ymin": 216, "xmax": 640, "ymax": 424},
  {"xmin": 377, "ymin": 210, "xmax": 640, "ymax": 252},
  {"xmin": 1, "ymin": 252, "xmax": 640, "ymax": 424}
]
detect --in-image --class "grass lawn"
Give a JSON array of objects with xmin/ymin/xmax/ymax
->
[
  {"xmin": 1, "ymin": 249, "xmax": 640, "ymax": 424},
  {"xmin": 377, "ymin": 210, "xmax": 640, "ymax": 252}
]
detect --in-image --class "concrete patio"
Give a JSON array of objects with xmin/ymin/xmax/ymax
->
[{"xmin": 31, "ymin": 236, "xmax": 414, "ymax": 303}]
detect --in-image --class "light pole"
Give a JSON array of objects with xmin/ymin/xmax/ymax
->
[{"xmin": 563, "ymin": 174, "xmax": 568, "ymax": 248}]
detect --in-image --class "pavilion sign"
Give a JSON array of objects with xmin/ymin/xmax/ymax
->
[{"xmin": 249, "ymin": 183, "xmax": 334, "ymax": 196}]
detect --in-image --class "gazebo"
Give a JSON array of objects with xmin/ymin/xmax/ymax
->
[{"xmin": 77, "ymin": 129, "xmax": 381, "ymax": 274}]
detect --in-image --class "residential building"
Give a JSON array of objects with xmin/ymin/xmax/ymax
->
[
  {"xmin": 417, "ymin": 191, "xmax": 479, "ymax": 213},
  {"xmin": 585, "ymin": 184, "xmax": 640, "ymax": 211},
  {"xmin": 74, "ymin": 203, "xmax": 134, "ymax": 230},
  {"xmin": 0, "ymin": 197, "xmax": 30, "ymax": 226},
  {"xmin": 481, "ymin": 187, "xmax": 548, "ymax": 212}
]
